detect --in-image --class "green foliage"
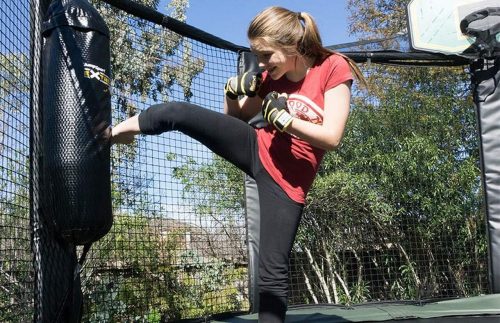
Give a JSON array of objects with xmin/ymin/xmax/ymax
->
[
  {"xmin": 176, "ymin": 250, "xmax": 246, "ymax": 317},
  {"xmin": 166, "ymin": 153, "xmax": 249, "ymax": 316},
  {"xmin": 91, "ymin": 0, "xmax": 200, "ymax": 103},
  {"xmin": 170, "ymin": 153, "xmax": 247, "ymax": 263},
  {"xmin": 0, "ymin": 32, "xmax": 33, "ymax": 323},
  {"xmin": 0, "ymin": 49, "xmax": 31, "ymax": 308},
  {"xmin": 347, "ymin": 0, "xmax": 409, "ymax": 39},
  {"xmin": 171, "ymin": 154, "xmax": 245, "ymax": 216},
  {"xmin": 0, "ymin": 151, "xmax": 32, "ymax": 323},
  {"xmin": 296, "ymin": 63, "xmax": 487, "ymax": 303},
  {"xmin": 82, "ymin": 0, "xmax": 246, "ymax": 319},
  {"xmin": 92, "ymin": 0, "xmax": 206, "ymax": 211},
  {"xmin": 83, "ymin": 214, "xmax": 247, "ymax": 321},
  {"xmin": 0, "ymin": 53, "xmax": 30, "ymax": 112},
  {"xmin": 289, "ymin": 0, "xmax": 488, "ymax": 305},
  {"xmin": 82, "ymin": 215, "xmax": 172, "ymax": 321}
]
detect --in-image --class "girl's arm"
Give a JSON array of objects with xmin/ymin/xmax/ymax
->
[{"xmin": 286, "ymin": 81, "xmax": 351, "ymax": 151}]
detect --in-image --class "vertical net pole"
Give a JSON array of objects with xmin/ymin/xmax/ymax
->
[
  {"xmin": 240, "ymin": 51, "xmax": 266, "ymax": 313},
  {"xmin": 30, "ymin": 0, "xmax": 82, "ymax": 322},
  {"xmin": 29, "ymin": 0, "xmax": 49, "ymax": 320},
  {"xmin": 471, "ymin": 57, "xmax": 500, "ymax": 293}
]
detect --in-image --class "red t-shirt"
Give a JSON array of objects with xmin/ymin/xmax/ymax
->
[{"xmin": 256, "ymin": 54, "xmax": 353, "ymax": 204}]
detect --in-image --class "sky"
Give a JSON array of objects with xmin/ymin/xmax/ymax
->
[{"xmin": 183, "ymin": 0, "xmax": 355, "ymax": 48}]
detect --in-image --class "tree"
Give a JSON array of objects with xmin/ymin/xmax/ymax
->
[
  {"xmin": 1, "ymin": 0, "xmax": 212, "ymax": 321},
  {"xmin": 79, "ymin": 0, "xmax": 252, "ymax": 320},
  {"xmin": 0, "ymin": 52, "xmax": 32, "ymax": 322},
  {"xmin": 292, "ymin": 0, "xmax": 487, "ymax": 305},
  {"xmin": 170, "ymin": 153, "xmax": 247, "ymax": 263},
  {"xmin": 0, "ymin": 152, "xmax": 31, "ymax": 323},
  {"xmin": 82, "ymin": 0, "xmax": 248, "ymax": 319},
  {"xmin": 90, "ymin": 0, "xmax": 205, "ymax": 211}
]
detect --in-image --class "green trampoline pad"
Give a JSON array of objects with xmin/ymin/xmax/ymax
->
[{"xmin": 211, "ymin": 294, "xmax": 500, "ymax": 322}]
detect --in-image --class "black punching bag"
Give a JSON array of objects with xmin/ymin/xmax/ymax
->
[{"xmin": 41, "ymin": 0, "xmax": 112, "ymax": 245}]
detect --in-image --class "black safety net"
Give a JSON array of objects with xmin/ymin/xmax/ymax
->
[{"xmin": 0, "ymin": 0, "xmax": 492, "ymax": 322}]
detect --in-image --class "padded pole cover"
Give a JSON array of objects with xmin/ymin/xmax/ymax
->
[
  {"xmin": 241, "ymin": 51, "xmax": 266, "ymax": 313},
  {"xmin": 471, "ymin": 58, "xmax": 500, "ymax": 292},
  {"xmin": 41, "ymin": 0, "xmax": 112, "ymax": 245}
]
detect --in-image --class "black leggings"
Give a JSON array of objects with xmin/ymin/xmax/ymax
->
[{"xmin": 139, "ymin": 102, "xmax": 304, "ymax": 322}]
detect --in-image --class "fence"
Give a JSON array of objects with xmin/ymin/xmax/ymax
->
[
  {"xmin": 0, "ymin": 0, "xmax": 490, "ymax": 322},
  {"xmin": 1, "ymin": 0, "xmax": 34, "ymax": 322}
]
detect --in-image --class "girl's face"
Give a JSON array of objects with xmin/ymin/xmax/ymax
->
[{"xmin": 250, "ymin": 39, "xmax": 295, "ymax": 80}]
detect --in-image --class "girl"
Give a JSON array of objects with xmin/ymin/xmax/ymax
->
[{"xmin": 112, "ymin": 6, "xmax": 365, "ymax": 322}]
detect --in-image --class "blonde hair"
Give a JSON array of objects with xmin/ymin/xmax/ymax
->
[{"xmin": 248, "ymin": 6, "xmax": 367, "ymax": 88}]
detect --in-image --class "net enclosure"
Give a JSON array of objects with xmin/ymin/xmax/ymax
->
[{"xmin": 1, "ymin": 0, "xmax": 499, "ymax": 322}]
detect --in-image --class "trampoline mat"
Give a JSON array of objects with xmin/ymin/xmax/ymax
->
[{"xmin": 211, "ymin": 294, "xmax": 500, "ymax": 322}]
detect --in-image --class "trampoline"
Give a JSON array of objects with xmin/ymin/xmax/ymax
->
[{"xmin": 213, "ymin": 295, "xmax": 500, "ymax": 322}]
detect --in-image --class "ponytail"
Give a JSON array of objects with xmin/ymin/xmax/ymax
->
[{"xmin": 298, "ymin": 11, "xmax": 368, "ymax": 89}]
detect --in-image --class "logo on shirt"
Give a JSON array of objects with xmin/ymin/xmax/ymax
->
[{"xmin": 287, "ymin": 94, "xmax": 323, "ymax": 124}]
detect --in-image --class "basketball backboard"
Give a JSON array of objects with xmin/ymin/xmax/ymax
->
[{"xmin": 407, "ymin": 0, "xmax": 499, "ymax": 55}]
